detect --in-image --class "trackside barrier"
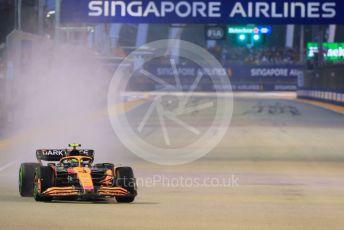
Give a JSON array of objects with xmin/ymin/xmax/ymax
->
[
  {"xmin": 299, "ymin": 64, "xmax": 344, "ymax": 106},
  {"xmin": 297, "ymin": 89, "xmax": 344, "ymax": 106},
  {"xmin": 131, "ymin": 63, "xmax": 303, "ymax": 92}
]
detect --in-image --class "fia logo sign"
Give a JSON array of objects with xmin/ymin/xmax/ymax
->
[{"xmin": 206, "ymin": 27, "xmax": 225, "ymax": 40}]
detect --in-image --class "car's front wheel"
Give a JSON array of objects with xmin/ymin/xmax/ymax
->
[
  {"xmin": 19, "ymin": 163, "xmax": 41, "ymax": 197},
  {"xmin": 33, "ymin": 166, "xmax": 55, "ymax": 202},
  {"xmin": 115, "ymin": 196, "xmax": 135, "ymax": 203},
  {"xmin": 114, "ymin": 167, "xmax": 137, "ymax": 203}
]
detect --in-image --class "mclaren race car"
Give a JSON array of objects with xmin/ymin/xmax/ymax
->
[{"xmin": 19, "ymin": 144, "xmax": 137, "ymax": 203}]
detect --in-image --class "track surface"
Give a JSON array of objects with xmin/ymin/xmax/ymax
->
[{"xmin": 1, "ymin": 93, "xmax": 344, "ymax": 230}]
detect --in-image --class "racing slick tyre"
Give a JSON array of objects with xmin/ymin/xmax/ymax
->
[
  {"xmin": 19, "ymin": 163, "xmax": 41, "ymax": 197},
  {"xmin": 115, "ymin": 167, "xmax": 136, "ymax": 203},
  {"xmin": 33, "ymin": 166, "xmax": 55, "ymax": 202},
  {"xmin": 115, "ymin": 196, "xmax": 135, "ymax": 203}
]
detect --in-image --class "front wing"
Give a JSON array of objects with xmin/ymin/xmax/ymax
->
[{"xmin": 41, "ymin": 186, "xmax": 132, "ymax": 197}]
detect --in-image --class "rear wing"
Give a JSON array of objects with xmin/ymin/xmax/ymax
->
[{"xmin": 36, "ymin": 149, "xmax": 94, "ymax": 161}]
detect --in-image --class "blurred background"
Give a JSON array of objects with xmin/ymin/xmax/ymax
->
[{"xmin": 1, "ymin": 0, "xmax": 344, "ymax": 133}]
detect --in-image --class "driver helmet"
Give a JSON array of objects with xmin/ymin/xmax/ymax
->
[{"xmin": 70, "ymin": 158, "xmax": 78, "ymax": 167}]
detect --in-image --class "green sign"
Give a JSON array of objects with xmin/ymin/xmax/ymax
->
[
  {"xmin": 307, "ymin": 42, "xmax": 344, "ymax": 61},
  {"xmin": 228, "ymin": 26, "xmax": 255, "ymax": 34},
  {"xmin": 228, "ymin": 25, "xmax": 272, "ymax": 34}
]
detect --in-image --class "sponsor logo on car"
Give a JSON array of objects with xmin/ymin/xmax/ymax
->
[{"xmin": 42, "ymin": 150, "xmax": 65, "ymax": 156}]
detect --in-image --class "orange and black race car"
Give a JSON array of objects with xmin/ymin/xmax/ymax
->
[{"xmin": 18, "ymin": 144, "xmax": 137, "ymax": 203}]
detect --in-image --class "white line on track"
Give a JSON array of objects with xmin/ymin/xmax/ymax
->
[{"xmin": 0, "ymin": 160, "xmax": 18, "ymax": 172}]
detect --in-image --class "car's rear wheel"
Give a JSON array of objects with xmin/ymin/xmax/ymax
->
[
  {"xmin": 115, "ymin": 167, "xmax": 136, "ymax": 203},
  {"xmin": 33, "ymin": 166, "xmax": 55, "ymax": 202},
  {"xmin": 19, "ymin": 163, "xmax": 41, "ymax": 197}
]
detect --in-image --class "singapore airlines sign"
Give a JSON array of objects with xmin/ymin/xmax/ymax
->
[{"xmin": 61, "ymin": 0, "xmax": 343, "ymax": 24}]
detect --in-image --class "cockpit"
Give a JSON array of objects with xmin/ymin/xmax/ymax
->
[{"xmin": 59, "ymin": 156, "xmax": 93, "ymax": 168}]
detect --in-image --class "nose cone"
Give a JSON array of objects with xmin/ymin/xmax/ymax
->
[{"xmin": 76, "ymin": 168, "xmax": 94, "ymax": 192}]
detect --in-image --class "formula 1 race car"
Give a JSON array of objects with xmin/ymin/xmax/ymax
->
[{"xmin": 18, "ymin": 144, "xmax": 137, "ymax": 203}]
